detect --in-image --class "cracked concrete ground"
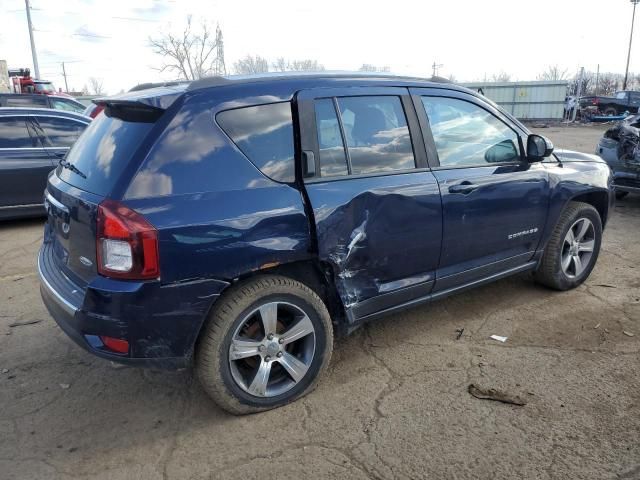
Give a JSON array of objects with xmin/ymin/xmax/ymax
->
[{"xmin": 1, "ymin": 125, "xmax": 639, "ymax": 480}]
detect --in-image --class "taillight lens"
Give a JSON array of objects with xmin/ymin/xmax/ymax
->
[
  {"xmin": 91, "ymin": 104, "xmax": 105, "ymax": 118},
  {"xmin": 96, "ymin": 199, "xmax": 159, "ymax": 280}
]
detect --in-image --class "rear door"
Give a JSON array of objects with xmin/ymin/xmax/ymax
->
[
  {"xmin": 297, "ymin": 87, "xmax": 442, "ymax": 322},
  {"xmin": 0, "ymin": 116, "xmax": 53, "ymax": 208},
  {"xmin": 411, "ymin": 88, "xmax": 550, "ymax": 291}
]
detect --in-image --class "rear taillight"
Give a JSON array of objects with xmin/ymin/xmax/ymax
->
[
  {"xmin": 91, "ymin": 104, "xmax": 105, "ymax": 118},
  {"xmin": 96, "ymin": 199, "xmax": 159, "ymax": 280},
  {"xmin": 593, "ymin": 98, "xmax": 599, "ymax": 105}
]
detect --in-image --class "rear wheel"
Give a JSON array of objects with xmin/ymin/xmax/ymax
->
[
  {"xmin": 196, "ymin": 275, "xmax": 333, "ymax": 414},
  {"xmin": 535, "ymin": 202, "xmax": 602, "ymax": 290},
  {"xmin": 603, "ymin": 107, "xmax": 618, "ymax": 116}
]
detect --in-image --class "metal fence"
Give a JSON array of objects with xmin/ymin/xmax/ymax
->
[{"xmin": 461, "ymin": 80, "xmax": 568, "ymax": 121}]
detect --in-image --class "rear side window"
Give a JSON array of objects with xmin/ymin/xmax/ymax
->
[
  {"xmin": 0, "ymin": 117, "xmax": 37, "ymax": 148},
  {"xmin": 217, "ymin": 102, "xmax": 295, "ymax": 183},
  {"xmin": 337, "ymin": 96, "xmax": 415, "ymax": 175},
  {"xmin": 58, "ymin": 112, "xmax": 154, "ymax": 196},
  {"xmin": 315, "ymin": 98, "xmax": 348, "ymax": 177},
  {"xmin": 36, "ymin": 117, "xmax": 86, "ymax": 147}
]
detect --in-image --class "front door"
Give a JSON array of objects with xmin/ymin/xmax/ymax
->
[
  {"xmin": 297, "ymin": 87, "xmax": 442, "ymax": 322},
  {"xmin": 410, "ymin": 88, "xmax": 550, "ymax": 292}
]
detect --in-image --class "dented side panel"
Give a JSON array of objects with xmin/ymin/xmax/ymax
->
[{"xmin": 305, "ymin": 172, "xmax": 442, "ymax": 311}]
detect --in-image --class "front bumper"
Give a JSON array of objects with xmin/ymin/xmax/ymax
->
[{"xmin": 38, "ymin": 243, "xmax": 228, "ymax": 368}]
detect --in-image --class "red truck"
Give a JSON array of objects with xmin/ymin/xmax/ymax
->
[{"xmin": 8, "ymin": 68, "xmax": 71, "ymax": 98}]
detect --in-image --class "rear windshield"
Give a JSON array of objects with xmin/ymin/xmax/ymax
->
[{"xmin": 57, "ymin": 111, "xmax": 154, "ymax": 196}]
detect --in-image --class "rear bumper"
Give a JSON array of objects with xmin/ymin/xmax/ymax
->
[{"xmin": 38, "ymin": 243, "xmax": 228, "ymax": 368}]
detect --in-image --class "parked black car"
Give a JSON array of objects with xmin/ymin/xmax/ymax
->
[
  {"xmin": 0, "ymin": 108, "xmax": 90, "ymax": 220},
  {"xmin": 596, "ymin": 114, "xmax": 640, "ymax": 197},
  {"xmin": 580, "ymin": 90, "xmax": 640, "ymax": 116},
  {"xmin": 38, "ymin": 73, "xmax": 613, "ymax": 414},
  {"xmin": 0, "ymin": 94, "xmax": 86, "ymax": 114}
]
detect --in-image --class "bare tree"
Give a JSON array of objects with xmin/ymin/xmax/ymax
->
[
  {"xmin": 359, "ymin": 64, "xmax": 390, "ymax": 73},
  {"xmin": 233, "ymin": 55, "xmax": 269, "ymax": 75},
  {"xmin": 149, "ymin": 16, "xmax": 224, "ymax": 80},
  {"xmin": 490, "ymin": 71, "xmax": 511, "ymax": 82},
  {"xmin": 271, "ymin": 58, "xmax": 325, "ymax": 72},
  {"xmin": 537, "ymin": 65, "xmax": 568, "ymax": 81},
  {"xmin": 88, "ymin": 77, "xmax": 104, "ymax": 95},
  {"xmin": 597, "ymin": 73, "xmax": 623, "ymax": 96}
]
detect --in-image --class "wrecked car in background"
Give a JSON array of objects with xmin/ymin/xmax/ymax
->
[
  {"xmin": 38, "ymin": 73, "xmax": 613, "ymax": 415},
  {"xmin": 597, "ymin": 114, "xmax": 640, "ymax": 198}
]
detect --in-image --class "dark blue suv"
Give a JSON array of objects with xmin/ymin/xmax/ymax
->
[{"xmin": 38, "ymin": 73, "xmax": 614, "ymax": 414}]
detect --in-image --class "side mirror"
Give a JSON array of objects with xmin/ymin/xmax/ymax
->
[{"xmin": 527, "ymin": 134, "xmax": 554, "ymax": 161}]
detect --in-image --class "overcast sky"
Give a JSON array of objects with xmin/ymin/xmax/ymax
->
[{"xmin": 1, "ymin": 0, "xmax": 638, "ymax": 94}]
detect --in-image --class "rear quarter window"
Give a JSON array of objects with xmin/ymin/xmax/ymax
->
[{"xmin": 216, "ymin": 102, "xmax": 295, "ymax": 183}]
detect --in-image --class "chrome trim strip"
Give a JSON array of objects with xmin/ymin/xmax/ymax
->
[
  {"xmin": 0, "ymin": 147, "xmax": 70, "ymax": 151},
  {"xmin": 37, "ymin": 251, "xmax": 79, "ymax": 316},
  {"xmin": 45, "ymin": 192, "xmax": 69, "ymax": 213},
  {"xmin": 0, "ymin": 203, "xmax": 42, "ymax": 210}
]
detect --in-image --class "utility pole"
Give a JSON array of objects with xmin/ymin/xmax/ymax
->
[
  {"xmin": 61, "ymin": 62, "xmax": 69, "ymax": 93},
  {"xmin": 432, "ymin": 61, "xmax": 443, "ymax": 77},
  {"xmin": 572, "ymin": 67, "xmax": 585, "ymax": 122},
  {"xmin": 623, "ymin": 0, "xmax": 640, "ymax": 90},
  {"xmin": 595, "ymin": 64, "xmax": 600, "ymax": 96},
  {"xmin": 24, "ymin": 0, "xmax": 40, "ymax": 79}
]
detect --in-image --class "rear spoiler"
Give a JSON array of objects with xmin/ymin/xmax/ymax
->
[
  {"xmin": 93, "ymin": 83, "xmax": 188, "ymax": 110},
  {"xmin": 93, "ymin": 84, "xmax": 188, "ymax": 122}
]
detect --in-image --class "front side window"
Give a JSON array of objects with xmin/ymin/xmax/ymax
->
[
  {"xmin": 0, "ymin": 117, "xmax": 37, "ymax": 148},
  {"xmin": 4, "ymin": 96, "xmax": 47, "ymax": 108},
  {"xmin": 50, "ymin": 98, "xmax": 85, "ymax": 113},
  {"xmin": 422, "ymin": 97, "xmax": 521, "ymax": 167},
  {"xmin": 337, "ymin": 96, "xmax": 415, "ymax": 175},
  {"xmin": 36, "ymin": 117, "xmax": 87, "ymax": 147},
  {"xmin": 217, "ymin": 102, "xmax": 295, "ymax": 183}
]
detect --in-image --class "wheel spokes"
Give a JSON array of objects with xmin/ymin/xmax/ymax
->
[
  {"xmin": 258, "ymin": 303, "xmax": 278, "ymax": 336},
  {"xmin": 280, "ymin": 315, "xmax": 314, "ymax": 345},
  {"xmin": 565, "ymin": 227, "xmax": 575, "ymax": 245},
  {"xmin": 278, "ymin": 352, "xmax": 309, "ymax": 383},
  {"xmin": 575, "ymin": 219, "xmax": 590, "ymax": 241},
  {"xmin": 572, "ymin": 254, "xmax": 584, "ymax": 276},
  {"xmin": 229, "ymin": 338, "xmax": 262, "ymax": 360},
  {"xmin": 561, "ymin": 252, "xmax": 572, "ymax": 272},
  {"xmin": 579, "ymin": 240, "xmax": 595, "ymax": 253},
  {"xmin": 248, "ymin": 359, "xmax": 272, "ymax": 396}
]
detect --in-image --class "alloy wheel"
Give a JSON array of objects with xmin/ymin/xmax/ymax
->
[
  {"xmin": 228, "ymin": 301, "xmax": 316, "ymax": 397},
  {"xmin": 561, "ymin": 217, "xmax": 595, "ymax": 279}
]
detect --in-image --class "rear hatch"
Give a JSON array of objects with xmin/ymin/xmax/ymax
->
[{"xmin": 44, "ymin": 93, "xmax": 174, "ymax": 285}]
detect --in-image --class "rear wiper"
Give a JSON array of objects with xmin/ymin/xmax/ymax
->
[{"xmin": 58, "ymin": 159, "xmax": 87, "ymax": 179}]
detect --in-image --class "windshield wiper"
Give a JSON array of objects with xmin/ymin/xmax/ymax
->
[{"xmin": 58, "ymin": 159, "xmax": 87, "ymax": 179}]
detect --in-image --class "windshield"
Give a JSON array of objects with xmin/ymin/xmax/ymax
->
[
  {"xmin": 57, "ymin": 111, "xmax": 155, "ymax": 196},
  {"xmin": 34, "ymin": 82, "xmax": 55, "ymax": 92}
]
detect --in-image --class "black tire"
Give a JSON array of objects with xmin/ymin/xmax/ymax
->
[
  {"xmin": 534, "ymin": 201, "xmax": 602, "ymax": 291},
  {"xmin": 196, "ymin": 275, "xmax": 333, "ymax": 415},
  {"xmin": 603, "ymin": 107, "xmax": 618, "ymax": 116},
  {"xmin": 615, "ymin": 190, "xmax": 629, "ymax": 200}
]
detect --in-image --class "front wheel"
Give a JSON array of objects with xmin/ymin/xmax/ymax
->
[
  {"xmin": 535, "ymin": 202, "xmax": 603, "ymax": 291},
  {"xmin": 196, "ymin": 275, "xmax": 333, "ymax": 414}
]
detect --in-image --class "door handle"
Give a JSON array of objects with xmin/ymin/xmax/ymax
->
[{"xmin": 448, "ymin": 182, "xmax": 477, "ymax": 194}]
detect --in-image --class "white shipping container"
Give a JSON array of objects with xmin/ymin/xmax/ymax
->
[{"xmin": 461, "ymin": 81, "xmax": 568, "ymax": 121}]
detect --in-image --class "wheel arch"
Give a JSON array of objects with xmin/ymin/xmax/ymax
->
[{"xmin": 569, "ymin": 190, "xmax": 610, "ymax": 227}]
